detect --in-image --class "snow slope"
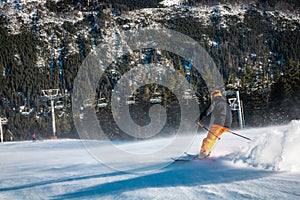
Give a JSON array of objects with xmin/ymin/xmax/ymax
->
[{"xmin": 1, "ymin": 121, "xmax": 300, "ymax": 199}]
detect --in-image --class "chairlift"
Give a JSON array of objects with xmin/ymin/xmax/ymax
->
[
  {"xmin": 126, "ymin": 95, "xmax": 136, "ymax": 105},
  {"xmin": 19, "ymin": 105, "xmax": 25, "ymax": 112},
  {"xmin": 55, "ymin": 100, "xmax": 64, "ymax": 110},
  {"xmin": 1, "ymin": 117, "xmax": 8, "ymax": 124},
  {"xmin": 20, "ymin": 106, "xmax": 34, "ymax": 116},
  {"xmin": 228, "ymin": 98, "xmax": 239, "ymax": 110},
  {"xmin": 109, "ymin": 68, "xmax": 117, "ymax": 74},
  {"xmin": 150, "ymin": 92, "xmax": 162, "ymax": 104},
  {"xmin": 97, "ymin": 98, "xmax": 108, "ymax": 108}
]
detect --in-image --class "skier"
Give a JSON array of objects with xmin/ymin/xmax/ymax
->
[
  {"xmin": 32, "ymin": 133, "xmax": 36, "ymax": 142},
  {"xmin": 196, "ymin": 90, "xmax": 232, "ymax": 158}
]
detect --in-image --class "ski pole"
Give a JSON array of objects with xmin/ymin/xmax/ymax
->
[
  {"xmin": 226, "ymin": 130, "xmax": 251, "ymax": 141},
  {"xmin": 196, "ymin": 122, "xmax": 251, "ymax": 141},
  {"xmin": 196, "ymin": 122, "xmax": 221, "ymax": 140}
]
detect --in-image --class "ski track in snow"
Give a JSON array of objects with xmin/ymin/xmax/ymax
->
[{"xmin": 1, "ymin": 121, "xmax": 300, "ymax": 199}]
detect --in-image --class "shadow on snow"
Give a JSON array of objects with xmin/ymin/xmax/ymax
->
[
  {"xmin": 0, "ymin": 170, "xmax": 126, "ymax": 192},
  {"xmin": 51, "ymin": 159, "xmax": 274, "ymax": 199}
]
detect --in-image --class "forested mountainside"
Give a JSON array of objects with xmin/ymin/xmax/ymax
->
[{"xmin": 0, "ymin": 0, "xmax": 299, "ymax": 140}]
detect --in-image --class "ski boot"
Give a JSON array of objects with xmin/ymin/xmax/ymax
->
[{"xmin": 197, "ymin": 150, "xmax": 210, "ymax": 159}]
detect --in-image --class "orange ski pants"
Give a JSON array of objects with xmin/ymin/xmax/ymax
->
[{"xmin": 200, "ymin": 124, "xmax": 228, "ymax": 153}]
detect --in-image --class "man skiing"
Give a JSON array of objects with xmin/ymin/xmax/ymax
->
[{"xmin": 196, "ymin": 90, "xmax": 232, "ymax": 159}]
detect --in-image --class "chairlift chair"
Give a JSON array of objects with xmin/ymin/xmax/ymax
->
[
  {"xmin": 97, "ymin": 98, "xmax": 108, "ymax": 108},
  {"xmin": 55, "ymin": 100, "xmax": 64, "ymax": 110},
  {"xmin": 126, "ymin": 95, "xmax": 136, "ymax": 105},
  {"xmin": 150, "ymin": 92, "xmax": 162, "ymax": 104}
]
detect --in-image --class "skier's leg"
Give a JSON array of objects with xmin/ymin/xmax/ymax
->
[{"xmin": 200, "ymin": 124, "xmax": 228, "ymax": 156}]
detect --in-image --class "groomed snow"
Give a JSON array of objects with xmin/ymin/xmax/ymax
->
[{"xmin": 1, "ymin": 121, "xmax": 300, "ymax": 199}]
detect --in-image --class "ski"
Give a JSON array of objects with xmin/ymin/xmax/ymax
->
[
  {"xmin": 172, "ymin": 157, "xmax": 196, "ymax": 162},
  {"xmin": 184, "ymin": 152, "xmax": 197, "ymax": 157},
  {"xmin": 172, "ymin": 152, "xmax": 210, "ymax": 161},
  {"xmin": 172, "ymin": 153, "xmax": 199, "ymax": 162}
]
